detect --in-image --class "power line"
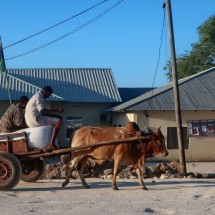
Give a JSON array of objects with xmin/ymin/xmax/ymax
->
[
  {"xmin": 151, "ymin": 2, "xmax": 166, "ymax": 89},
  {"xmin": 145, "ymin": 2, "xmax": 166, "ymax": 112},
  {"xmin": 6, "ymin": 0, "xmax": 124, "ymax": 61},
  {"xmin": 4, "ymin": 0, "xmax": 109, "ymax": 49}
]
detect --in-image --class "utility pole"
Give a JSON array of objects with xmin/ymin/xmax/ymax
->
[{"xmin": 165, "ymin": 0, "xmax": 186, "ymax": 173}]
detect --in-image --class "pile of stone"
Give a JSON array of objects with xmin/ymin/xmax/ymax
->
[{"xmin": 43, "ymin": 155, "xmax": 201, "ymax": 180}]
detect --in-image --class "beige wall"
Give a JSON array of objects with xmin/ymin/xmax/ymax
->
[
  {"xmin": 112, "ymin": 110, "xmax": 215, "ymax": 161},
  {"xmin": 49, "ymin": 102, "xmax": 112, "ymax": 147},
  {"xmin": 2, "ymin": 99, "xmax": 215, "ymax": 161}
]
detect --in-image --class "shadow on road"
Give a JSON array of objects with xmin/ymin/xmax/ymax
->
[{"xmin": 13, "ymin": 179, "xmax": 215, "ymax": 192}]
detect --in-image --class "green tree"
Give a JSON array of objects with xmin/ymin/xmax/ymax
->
[{"xmin": 166, "ymin": 14, "xmax": 215, "ymax": 81}]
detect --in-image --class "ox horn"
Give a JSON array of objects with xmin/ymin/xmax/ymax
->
[{"xmin": 147, "ymin": 127, "xmax": 154, "ymax": 133}]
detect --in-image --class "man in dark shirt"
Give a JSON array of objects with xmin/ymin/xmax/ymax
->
[{"xmin": 0, "ymin": 96, "xmax": 29, "ymax": 132}]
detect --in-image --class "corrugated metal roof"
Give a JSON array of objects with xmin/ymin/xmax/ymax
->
[
  {"xmin": 106, "ymin": 67, "xmax": 215, "ymax": 112},
  {"xmin": 0, "ymin": 72, "xmax": 64, "ymax": 101},
  {"xmin": 1, "ymin": 68, "xmax": 121, "ymax": 103}
]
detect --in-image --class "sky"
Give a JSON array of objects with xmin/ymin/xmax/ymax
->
[{"xmin": 0, "ymin": 0, "xmax": 214, "ymax": 88}]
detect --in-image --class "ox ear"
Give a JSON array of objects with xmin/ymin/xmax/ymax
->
[{"xmin": 157, "ymin": 126, "xmax": 162, "ymax": 134}]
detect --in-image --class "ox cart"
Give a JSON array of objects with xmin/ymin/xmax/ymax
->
[{"xmin": 0, "ymin": 130, "xmax": 151, "ymax": 191}]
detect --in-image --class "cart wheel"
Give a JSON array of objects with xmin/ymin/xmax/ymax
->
[
  {"xmin": 0, "ymin": 152, "xmax": 22, "ymax": 191},
  {"xmin": 21, "ymin": 158, "xmax": 45, "ymax": 182}
]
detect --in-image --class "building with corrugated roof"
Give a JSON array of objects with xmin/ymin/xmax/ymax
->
[
  {"xmin": 2, "ymin": 67, "xmax": 215, "ymax": 161},
  {"xmin": 0, "ymin": 68, "xmax": 121, "ymax": 146},
  {"xmin": 106, "ymin": 67, "xmax": 215, "ymax": 161}
]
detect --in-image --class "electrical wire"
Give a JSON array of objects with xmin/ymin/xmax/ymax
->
[
  {"xmin": 144, "ymin": 2, "xmax": 166, "ymax": 112},
  {"xmin": 151, "ymin": 2, "xmax": 166, "ymax": 90},
  {"xmin": 6, "ymin": 0, "xmax": 124, "ymax": 61},
  {"xmin": 4, "ymin": 0, "xmax": 109, "ymax": 49}
]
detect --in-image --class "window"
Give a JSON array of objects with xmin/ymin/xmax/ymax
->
[
  {"xmin": 66, "ymin": 116, "xmax": 83, "ymax": 140},
  {"xmin": 167, "ymin": 127, "xmax": 189, "ymax": 149}
]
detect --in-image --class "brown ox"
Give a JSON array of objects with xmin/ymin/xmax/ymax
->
[{"xmin": 62, "ymin": 122, "xmax": 168, "ymax": 190}]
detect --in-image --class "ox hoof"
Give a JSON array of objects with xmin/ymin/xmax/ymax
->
[
  {"xmin": 112, "ymin": 186, "xmax": 119, "ymax": 190},
  {"xmin": 84, "ymin": 184, "xmax": 91, "ymax": 189},
  {"xmin": 62, "ymin": 182, "xmax": 68, "ymax": 187},
  {"xmin": 142, "ymin": 186, "xmax": 148, "ymax": 190}
]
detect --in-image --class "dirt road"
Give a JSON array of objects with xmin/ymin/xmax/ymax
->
[{"xmin": 1, "ymin": 178, "xmax": 215, "ymax": 215}]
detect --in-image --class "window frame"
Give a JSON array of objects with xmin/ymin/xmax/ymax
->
[
  {"xmin": 65, "ymin": 116, "xmax": 83, "ymax": 140},
  {"xmin": 167, "ymin": 127, "xmax": 189, "ymax": 149}
]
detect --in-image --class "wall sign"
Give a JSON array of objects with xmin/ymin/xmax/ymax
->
[{"xmin": 187, "ymin": 119, "xmax": 215, "ymax": 137}]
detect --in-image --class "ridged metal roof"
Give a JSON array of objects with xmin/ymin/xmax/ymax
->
[
  {"xmin": 0, "ymin": 72, "xmax": 64, "ymax": 101},
  {"xmin": 0, "ymin": 68, "xmax": 121, "ymax": 103},
  {"xmin": 106, "ymin": 67, "xmax": 215, "ymax": 112}
]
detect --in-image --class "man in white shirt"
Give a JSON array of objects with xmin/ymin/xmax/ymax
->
[{"xmin": 25, "ymin": 86, "xmax": 64, "ymax": 149}]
